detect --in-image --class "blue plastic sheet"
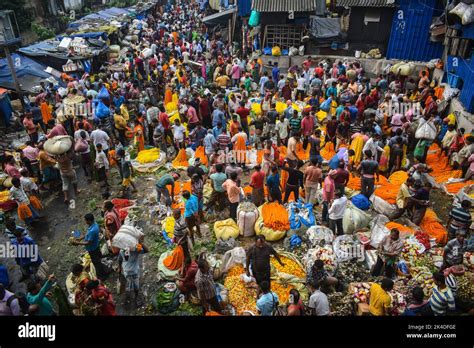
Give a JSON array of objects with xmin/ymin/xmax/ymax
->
[
  {"xmin": 351, "ymin": 194, "xmax": 371, "ymax": 211},
  {"xmin": 95, "ymin": 101, "xmax": 110, "ymax": 119},
  {"xmin": 289, "ymin": 201, "xmax": 316, "ymax": 230}
]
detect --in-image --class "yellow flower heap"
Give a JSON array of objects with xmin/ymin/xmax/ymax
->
[
  {"xmin": 136, "ymin": 148, "xmax": 160, "ymax": 164},
  {"xmin": 224, "ymin": 255, "xmax": 306, "ymax": 315}
]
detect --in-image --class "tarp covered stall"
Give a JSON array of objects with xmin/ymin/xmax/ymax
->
[
  {"xmin": 0, "ymin": 54, "xmax": 56, "ymax": 93},
  {"xmin": 309, "ymin": 17, "xmax": 341, "ymax": 39},
  {"xmin": 308, "ymin": 16, "xmax": 348, "ymax": 48}
]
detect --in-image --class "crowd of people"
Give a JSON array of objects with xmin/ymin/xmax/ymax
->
[{"xmin": 0, "ymin": 0, "xmax": 473, "ymax": 317}]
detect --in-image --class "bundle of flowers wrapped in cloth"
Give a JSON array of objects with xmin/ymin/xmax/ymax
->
[
  {"xmin": 131, "ymin": 147, "xmax": 166, "ymax": 173},
  {"xmin": 420, "ymin": 209, "xmax": 448, "ymax": 245},
  {"xmin": 172, "ymin": 148, "xmax": 188, "ymax": 168},
  {"xmin": 444, "ymin": 180, "xmax": 474, "ymax": 195},
  {"xmin": 261, "ymin": 202, "xmax": 290, "ymax": 231},
  {"xmin": 111, "ymin": 198, "xmax": 134, "ymax": 221},
  {"xmin": 136, "ymin": 148, "xmax": 160, "ymax": 164}
]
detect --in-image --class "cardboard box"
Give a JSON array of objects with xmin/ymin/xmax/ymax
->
[{"xmin": 356, "ymin": 303, "xmax": 370, "ymax": 316}]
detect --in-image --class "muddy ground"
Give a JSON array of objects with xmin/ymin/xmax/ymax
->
[{"xmin": 9, "ymin": 159, "xmax": 454, "ymax": 316}]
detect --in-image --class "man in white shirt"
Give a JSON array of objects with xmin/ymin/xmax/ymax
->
[
  {"xmin": 90, "ymin": 127, "xmax": 111, "ymax": 153},
  {"xmin": 296, "ymin": 74, "xmax": 307, "ymax": 101},
  {"xmin": 276, "ymin": 114, "xmax": 289, "ymax": 146},
  {"xmin": 95, "ymin": 143, "xmax": 110, "ymax": 196},
  {"xmin": 362, "ymin": 134, "xmax": 384, "ymax": 162},
  {"xmin": 172, "ymin": 119, "xmax": 186, "ymax": 148},
  {"xmin": 328, "ymin": 191, "xmax": 347, "ymax": 236},
  {"xmin": 308, "ymin": 279, "xmax": 330, "ymax": 316},
  {"xmin": 277, "ymin": 76, "xmax": 286, "ymax": 92}
]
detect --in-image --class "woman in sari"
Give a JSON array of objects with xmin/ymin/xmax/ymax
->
[
  {"xmin": 232, "ymin": 128, "xmax": 247, "ymax": 167},
  {"xmin": 133, "ymin": 119, "xmax": 145, "ymax": 153},
  {"xmin": 349, "ymin": 129, "xmax": 368, "ymax": 166}
]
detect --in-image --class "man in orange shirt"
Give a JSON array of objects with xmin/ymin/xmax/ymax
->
[{"xmin": 222, "ymin": 172, "xmax": 241, "ymax": 221}]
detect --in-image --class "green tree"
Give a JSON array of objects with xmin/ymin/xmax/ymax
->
[{"xmin": 0, "ymin": 0, "xmax": 33, "ymax": 32}]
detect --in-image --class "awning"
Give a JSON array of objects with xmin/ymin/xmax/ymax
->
[
  {"xmin": 336, "ymin": 0, "xmax": 397, "ymax": 7},
  {"xmin": 0, "ymin": 54, "xmax": 56, "ymax": 92},
  {"xmin": 202, "ymin": 8, "xmax": 237, "ymax": 25},
  {"xmin": 252, "ymin": 0, "xmax": 317, "ymax": 12}
]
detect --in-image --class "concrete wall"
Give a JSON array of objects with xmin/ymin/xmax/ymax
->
[
  {"xmin": 259, "ymin": 54, "xmax": 428, "ymax": 78},
  {"xmin": 449, "ymin": 97, "xmax": 474, "ymax": 134}
]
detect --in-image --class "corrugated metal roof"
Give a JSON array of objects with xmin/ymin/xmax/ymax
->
[
  {"xmin": 336, "ymin": 0, "xmax": 397, "ymax": 7},
  {"xmin": 386, "ymin": 0, "xmax": 443, "ymax": 62},
  {"xmin": 252, "ymin": 0, "xmax": 317, "ymax": 12}
]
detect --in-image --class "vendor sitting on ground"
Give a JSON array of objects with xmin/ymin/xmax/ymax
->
[
  {"xmin": 442, "ymin": 231, "xmax": 467, "ymax": 269},
  {"xmin": 307, "ymin": 260, "xmax": 339, "ymax": 294},
  {"xmin": 177, "ymin": 257, "xmax": 199, "ymax": 296},
  {"xmin": 402, "ymin": 286, "xmax": 431, "ymax": 316},
  {"xmin": 369, "ymin": 278, "xmax": 394, "ymax": 316}
]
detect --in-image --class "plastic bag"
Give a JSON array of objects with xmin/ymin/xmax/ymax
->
[
  {"xmin": 97, "ymin": 86, "xmax": 110, "ymax": 100},
  {"xmin": 369, "ymin": 214, "xmax": 391, "ymax": 248},
  {"xmin": 415, "ymin": 120, "xmax": 437, "ymax": 140},
  {"xmin": 263, "ymin": 47, "xmax": 272, "ymax": 55},
  {"xmin": 351, "ymin": 194, "xmax": 371, "ymax": 210},
  {"xmin": 342, "ymin": 202, "xmax": 371, "ymax": 234},
  {"xmin": 95, "ymin": 101, "xmax": 110, "ymax": 119},
  {"xmin": 248, "ymin": 10, "xmax": 260, "ymax": 27},
  {"xmin": 288, "ymin": 201, "xmax": 315, "ymax": 230},
  {"xmin": 272, "ymin": 46, "xmax": 281, "ymax": 56},
  {"xmin": 369, "ymin": 195, "xmax": 399, "ymax": 219},
  {"xmin": 221, "ymin": 247, "xmax": 246, "ymax": 273},
  {"xmin": 305, "ymin": 225, "xmax": 335, "ymax": 247},
  {"xmin": 320, "ymin": 97, "xmax": 332, "ymax": 112}
]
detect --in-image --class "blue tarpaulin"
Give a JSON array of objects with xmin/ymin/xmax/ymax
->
[
  {"xmin": 69, "ymin": 7, "xmax": 132, "ymax": 26},
  {"xmin": 57, "ymin": 32, "xmax": 108, "ymax": 40},
  {"xmin": 0, "ymin": 54, "xmax": 53, "ymax": 92},
  {"xmin": 0, "ymin": 93, "xmax": 13, "ymax": 125}
]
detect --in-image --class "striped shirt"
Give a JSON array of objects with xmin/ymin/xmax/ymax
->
[
  {"xmin": 445, "ymin": 274, "xmax": 458, "ymax": 297},
  {"xmin": 217, "ymin": 133, "xmax": 231, "ymax": 150},
  {"xmin": 429, "ymin": 286, "xmax": 455, "ymax": 316},
  {"xmin": 289, "ymin": 117, "xmax": 302, "ymax": 133},
  {"xmin": 195, "ymin": 269, "xmax": 216, "ymax": 300},
  {"xmin": 449, "ymin": 207, "xmax": 472, "ymax": 230}
]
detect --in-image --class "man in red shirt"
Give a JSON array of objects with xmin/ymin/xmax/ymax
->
[
  {"xmin": 334, "ymin": 162, "xmax": 350, "ymax": 195},
  {"xmin": 236, "ymin": 101, "xmax": 250, "ymax": 136},
  {"xmin": 303, "ymin": 56, "xmax": 313, "ymax": 71},
  {"xmin": 250, "ymin": 164, "xmax": 265, "ymax": 206},
  {"xmin": 315, "ymin": 63, "xmax": 324, "ymax": 79},
  {"xmin": 301, "ymin": 112, "xmax": 314, "ymax": 138},
  {"xmin": 199, "ymin": 95, "xmax": 212, "ymax": 129},
  {"xmin": 186, "ymin": 102, "xmax": 200, "ymax": 130},
  {"xmin": 159, "ymin": 104, "xmax": 173, "ymax": 148}
]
